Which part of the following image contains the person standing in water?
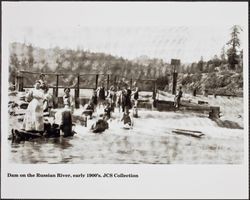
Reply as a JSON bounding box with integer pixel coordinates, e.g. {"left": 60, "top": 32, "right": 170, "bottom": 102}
{"left": 55, "top": 87, "right": 75, "bottom": 137}
{"left": 125, "top": 85, "right": 132, "bottom": 111}
{"left": 63, "top": 87, "right": 75, "bottom": 113}
{"left": 121, "top": 108, "right": 133, "bottom": 127}
{"left": 174, "top": 86, "right": 183, "bottom": 109}
{"left": 96, "top": 83, "right": 106, "bottom": 107}
{"left": 43, "top": 86, "right": 53, "bottom": 115}
{"left": 22, "top": 81, "right": 45, "bottom": 133}
{"left": 132, "top": 86, "right": 139, "bottom": 117}
{"left": 90, "top": 89, "right": 98, "bottom": 110}
{"left": 38, "top": 73, "right": 47, "bottom": 91}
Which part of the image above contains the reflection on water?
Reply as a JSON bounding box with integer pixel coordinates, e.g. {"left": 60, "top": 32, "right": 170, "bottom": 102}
{"left": 8, "top": 109, "right": 244, "bottom": 164}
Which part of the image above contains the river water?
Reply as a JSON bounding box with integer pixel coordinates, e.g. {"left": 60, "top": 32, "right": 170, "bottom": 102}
{"left": 8, "top": 101, "right": 244, "bottom": 164}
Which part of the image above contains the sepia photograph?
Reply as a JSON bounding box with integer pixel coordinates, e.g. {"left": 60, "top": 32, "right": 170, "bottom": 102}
{"left": 1, "top": 1, "right": 248, "bottom": 199}
{"left": 7, "top": 19, "right": 245, "bottom": 165}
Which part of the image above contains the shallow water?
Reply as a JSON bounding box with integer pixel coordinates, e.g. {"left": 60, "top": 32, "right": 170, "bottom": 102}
{"left": 8, "top": 106, "right": 244, "bottom": 164}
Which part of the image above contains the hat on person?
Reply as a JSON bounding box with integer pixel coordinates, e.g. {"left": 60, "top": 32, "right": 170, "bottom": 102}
{"left": 39, "top": 73, "right": 45, "bottom": 79}
{"left": 109, "top": 85, "right": 115, "bottom": 91}
{"left": 64, "top": 87, "right": 70, "bottom": 92}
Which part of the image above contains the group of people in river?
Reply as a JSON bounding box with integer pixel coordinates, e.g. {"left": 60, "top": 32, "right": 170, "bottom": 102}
{"left": 87, "top": 82, "right": 140, "bottom": 132}
{"left": 17, "top": 74, "right": 140, "bottom": 137}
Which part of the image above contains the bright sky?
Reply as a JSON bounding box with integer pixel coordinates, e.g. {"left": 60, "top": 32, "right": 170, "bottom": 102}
{"left": 3, "top": 2, "right": 247, "bottom": 63}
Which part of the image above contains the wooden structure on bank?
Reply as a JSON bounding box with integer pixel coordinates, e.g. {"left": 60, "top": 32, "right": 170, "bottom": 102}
{"left": 14, "top": 69, "right": 221, "bottom": 119}
{"left": 15, "top": 70, "right": 157, "bottom": 109}
{"left": 170, "top": 59, "right": 180, "bottom": 95}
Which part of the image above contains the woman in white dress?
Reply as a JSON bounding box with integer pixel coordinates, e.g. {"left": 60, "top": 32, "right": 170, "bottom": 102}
{"left": 22, "top": 81, "right": 45, "bottom": 132}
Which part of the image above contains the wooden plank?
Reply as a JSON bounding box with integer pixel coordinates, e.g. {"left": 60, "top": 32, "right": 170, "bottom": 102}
{"left": 175, "top": 129, "right": 202, "bottom": 133}
{"left": 19, "top": 70, "right": 106, "bottom": 76}
{"left": 172, "top": 72, "right": 178, "bottom": 95}
{"left": 95, "top": 74, "right": 99, "bottom": 89}
{"left": 24, "top": 86, "right": 96, "bottom": 89}
{"left": 172, "top": 129, "right": 204, "bottom": 138}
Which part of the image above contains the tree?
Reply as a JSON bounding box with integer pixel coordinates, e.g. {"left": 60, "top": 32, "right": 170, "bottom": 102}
{"left": 197, "top": 56, "right": 204, "bottom": 72}
{"left": 220, "top": 46, "right": 227, "bottom": 62}
{"left": 226, "top": 25, "right": 242, "bottom": 70}
{"left": 9, "top": 53, "right": 19, "bottom": 83}
{"left": 212, "top": 54, "right": 221, "bottom": 67}
{"left": 27, "top": 44, "right": 34, "bottom": 68}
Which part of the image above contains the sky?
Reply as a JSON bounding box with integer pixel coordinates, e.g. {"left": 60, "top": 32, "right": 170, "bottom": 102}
{"left": 3, "top": 2, "right": 246, "bottom": 63}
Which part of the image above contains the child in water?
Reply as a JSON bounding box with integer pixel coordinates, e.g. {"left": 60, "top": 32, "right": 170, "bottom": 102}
{"left": 104, "top": 102, "right": 112, "bottom": 120}
{"left": 121, "top": 108, "right": 133, "bottom": 128}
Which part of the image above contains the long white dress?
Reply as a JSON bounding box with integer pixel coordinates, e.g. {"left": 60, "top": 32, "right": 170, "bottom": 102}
{"left": 22, "top": 88, "right": 45, "bottom": 131}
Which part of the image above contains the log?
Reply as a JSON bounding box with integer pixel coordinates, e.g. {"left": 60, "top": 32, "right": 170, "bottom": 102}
{"left": 198, "top": 100, "right": 208, "bottom": 105}
{"left": 172, "top": 129, "right": 204, "bottom": 138}
{"left": 175, "top": 129, "right": 202, "bottom": 133}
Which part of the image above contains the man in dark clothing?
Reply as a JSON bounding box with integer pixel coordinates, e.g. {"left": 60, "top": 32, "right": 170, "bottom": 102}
{"left": 125, "top": 87, "right": 132, "bottom": 110}
{"left": 174, "top": 86, "right": 183, "bottom": 108}
{"left": 91, "top": 89, "right": 98, "bottom": 109}
{"left": 98, "top": 86, "right": 106, "bottom": 101}
{"left": 60, "top": 106, "right": 74, "bottom": 137}
{"left": 132, "top": 87, "right": 139, "bottom": 117}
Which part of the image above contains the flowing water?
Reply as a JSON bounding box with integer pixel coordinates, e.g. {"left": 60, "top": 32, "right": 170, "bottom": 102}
{"left": 8, "top": 92, "right": 244, "bottom": 164}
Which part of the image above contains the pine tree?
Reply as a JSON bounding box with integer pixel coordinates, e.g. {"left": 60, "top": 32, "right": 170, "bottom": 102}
{"left": 226, "top": 25, "right": 242, "bottom": 70}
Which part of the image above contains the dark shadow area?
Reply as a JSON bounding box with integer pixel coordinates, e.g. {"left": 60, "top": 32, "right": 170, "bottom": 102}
{"left": 212, "top": 119, "right": 243, "bottom": 129}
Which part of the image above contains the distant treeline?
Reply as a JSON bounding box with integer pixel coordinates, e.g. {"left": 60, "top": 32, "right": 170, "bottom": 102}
{"left": 9, "top": 41, "right": 243, "bottom": 95}
{"left": 9, "top": 42, "right": 171, "bottom": 90}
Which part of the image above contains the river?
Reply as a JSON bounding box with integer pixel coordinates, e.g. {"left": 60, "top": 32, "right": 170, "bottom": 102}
{"left": 8, "top": 98, "right": 244, "bottom": 164}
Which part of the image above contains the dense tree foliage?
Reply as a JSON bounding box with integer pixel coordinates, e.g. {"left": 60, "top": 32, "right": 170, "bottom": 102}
{"left": 9, "top": 25, "right": 243, "bottom": 95}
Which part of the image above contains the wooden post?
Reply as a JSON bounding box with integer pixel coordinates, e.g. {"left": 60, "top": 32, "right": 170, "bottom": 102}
{"left": 55, "top": 74, "right": 59, "bottom": 97}
{"left": 75, "top": 75, "right": 80, "bottom": 109}
{"left": 16, "top": 76, "right": 20, "bottom": 91}
{"left": 95, "top": 74, "right": 99, "bottom": 89}
{"left": 171, "top": 59, "right": 180, "bottom": 95}
{"left": 172, "top": 72, "right": 178, "bottom": 95}
{"left": 20, "top": 77, "right": 24, "bottom": 91}
{"left": 107, "top": 74, "right": 110, "bottom": 90}
{"left": 53, "top": 87, "right": 56, "bottom": 97}
{"left": 17, "top": 76, "right": 24, "bottom": 92}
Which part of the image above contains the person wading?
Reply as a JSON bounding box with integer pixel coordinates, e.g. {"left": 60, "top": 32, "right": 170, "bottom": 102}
{"left": 22, "top": 81, "right": 45, "bottom": 133}
{"left": 174, "top": 86, "right": 183, "bottom": 109}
